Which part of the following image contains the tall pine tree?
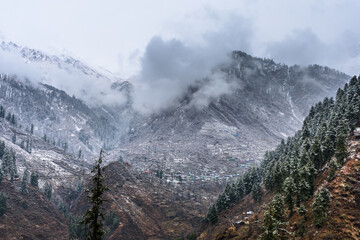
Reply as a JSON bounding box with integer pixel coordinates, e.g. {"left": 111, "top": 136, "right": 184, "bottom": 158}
{"left": 82, "top": 150, "right": 109, "bottom": 240}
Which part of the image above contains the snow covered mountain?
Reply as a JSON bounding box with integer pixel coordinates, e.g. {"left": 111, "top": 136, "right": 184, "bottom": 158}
{"left": 0, "top": 42, "right": 350, "bottom": 178}
{"left": 0, "top": 42, "right": 135, "bottom": 158}
{"left": 116, "top": 52, "right": 349, "bottom": 177}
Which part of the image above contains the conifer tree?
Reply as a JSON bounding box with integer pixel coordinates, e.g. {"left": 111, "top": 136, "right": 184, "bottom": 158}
{"left": 328, "top": 159, "right": 339, "bottom": 181}
{"left": 21, "top": 170, "right": 29, "bottom": 195}
{"left": 283, "top": 176, "right": 296, "bottom": 216}
{"left": 251, "top": 181, "right": 263, "bottom": 203}
{"left": 224, "top": 183, "right": 237, "bottom": 206}
{"left": 216, "top": 192, "right": 230, "bottom": 213}
{"left": 2, "top": 149, "right": 13, "bottom": 175}
{"left": 335, "top": 133, "right": 348, "bottom": 165}
{"left": 312, "top": 187, "right": 331, "bottom": 227}
{"left": 0, "top": 106, "right": 5, "bottom": 118}
{"left": 10, "top": 114, "right": 16, "bottom": 125}
{"left": 82, "top": 150, "right": 109, "bottom": 240}
{"left": 44, "top": 181, "right": 52, "bottom": 200}
{"left": 261, "top": 194, "right": 286, "bottom": 240}
{"left": 297, "top": 205, "right": 307, "bottom": 237}
{"left": 0, "top": 193, "right": 7, "bottom": 216}
{"left": 30, "top": 171, "right": 39, "bottom": 188}
{"left": 0, "top": 141, "right": 5, "bottom": 159}
{"left": 5, "top": 113, "right": 11, "bottom": 122}
{"left": 30, "top": 124, "right": 34, "bottom": 134}
{"left": 236, "top": 178, "right": 245, "bottom": 200}
{"left": 310, "top": 137, "right": 323, "bottom": 169}
{"left": 206, "top": 204, "right": 218, "bottom": 224}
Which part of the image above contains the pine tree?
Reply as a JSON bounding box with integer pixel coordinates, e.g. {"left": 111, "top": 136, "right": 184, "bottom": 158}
{"left": 283, "top": 176, "right": 296, "bottom": 216}
{"left": 5, "top": 113, "right": 11, "bottom": 122}
{"left": 273, "top": 162, "right": 283, "bottom": 192}
{"left": 30, "top": 124, "right": 34, "bottom": 134}
{"left": 82, "top": 150, "right": 109, "bottom": 240}
{"left": 310, "top": 137, "right": 323, "bottom": 169}
{"left": 251, "top": 181, "right": 263, "bottom": 203}
{"left": 0, "top": 193, "right": 7, "bottom": 216}
{"left": 261, "top": 194, "right": 286, "bottom": 240}
{"left": 335, "top": 133, "right": 348, "bottom": 165}
{"left": 216, "top": 192, "right": 230, "bottom": 213}
{"left": 10, "top": 114, "right": 16, "bottom": 125}
{"left": 44, "top": 181, "right": 52, "bottom": 200}
{"left": 236, "top": 178, "right": 245, "bottom": 200}
{"left": 30, "top": 171, "right": 39, "bottom": 188}
{"left": 206, "top": 204, "right": 218, "bottom": 224}
{"left": 0, "top": 141, "right": 5, "bottom": 159}
{"left": 12, "top": 134, "right": 16, "bottom": 144}
{"left": 78, "top": 148, "right": 82, "bottom": 159}
{"left": 0, "top": 106, "right": 5, "bottom": 118}
{"left": 297, "top": 205, "right": 307, "bottom": 237}
{"left": 296, "top": 178, "right": 310, "bottom": 206}
{"left": 2, "top": 149, "right": 12, "bottom": 175}
{"left": 243, "top": 170, "right": 253, "bottom": 194}
{"left": 224, "top": 183, "right": 237, "bottom": 206}
{"left": 21, "top": 170, "right": 29, "bottom": 195}
{"left": 328, "top": 159, "right": 339, "bottom": 181}
{"left": 312, "top": 187, "right": 331, "bottom": 227}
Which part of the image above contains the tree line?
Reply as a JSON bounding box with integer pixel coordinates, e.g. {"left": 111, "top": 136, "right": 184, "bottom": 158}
{"left": 205, "top": 75, "right": 360, "bottom": 238}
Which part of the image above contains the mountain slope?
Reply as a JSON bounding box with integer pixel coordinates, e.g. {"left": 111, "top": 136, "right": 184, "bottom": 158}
{"left": 199, "top": 75, "right": 360, "bottom": 239}
{"left": 115, "top": 52, "right": 349, "bottom": 176}
{"left": 71, "top": 161, "right": 222, "bottom": 240}
{"left": 199, "top": 135, "right": 360, "bottom": 240}
{"left": 0, "top": 179, "right": 69, "bottom": 240}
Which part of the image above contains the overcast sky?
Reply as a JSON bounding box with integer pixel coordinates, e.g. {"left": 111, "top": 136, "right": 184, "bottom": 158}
{"left": 0, "top": 0, "right": 360, "bottom": 77}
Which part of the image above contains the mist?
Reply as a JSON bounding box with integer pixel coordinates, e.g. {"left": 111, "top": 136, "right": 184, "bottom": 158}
{"left": 0, "top": 44, "right": 126, "bottom": 107}
{"left": 132, "top": 15, "right": 251, "bottom": 114}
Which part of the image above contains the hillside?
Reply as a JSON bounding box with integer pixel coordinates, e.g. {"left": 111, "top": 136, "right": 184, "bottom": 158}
{"left": 199, "top": 75, "right": 360, "bottom": 239}
{"left": 116, "top": 52, "right": 349, "bottom": 177}
{"left": 0, "top": 179, "right": 69, "bottom": 240}
{"left": 70, "top": 161, "right": 223, "bottom": 240}
{"left": 199, "top": 134, "right": 360, "bottom": 239}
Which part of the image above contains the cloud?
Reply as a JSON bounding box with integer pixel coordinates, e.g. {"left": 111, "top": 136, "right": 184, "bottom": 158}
{"left": 264, "top": 29, "right": 360, "bottom": 75}
{"left": 190, "top": 72, "right": 240, "bottom": 108}
{"left": 265, "top": 29, "right": 326, "bottom": 66}
{"left": 132, "top": 15, "right": 252, "bottom": 114}
{"left": 0, "top": 44, "right": 126, "bottom": 107}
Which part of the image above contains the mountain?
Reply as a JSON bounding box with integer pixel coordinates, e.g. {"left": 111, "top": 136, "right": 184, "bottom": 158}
{"left": 0, "top": 41, "right": 354, "bottom": 239}
{"left": 0, "top": 41, "right": 136, "bottom": 159}
{"left": 115, "top": 51, "right": 349, "bottom": 177}
{"left": 199, "top": 76, "right": 360, "bottom": 239}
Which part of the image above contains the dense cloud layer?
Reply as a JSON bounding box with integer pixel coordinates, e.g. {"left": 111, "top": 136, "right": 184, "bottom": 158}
{"left": 132, "top": 16, "right": 250, "bottom": 113}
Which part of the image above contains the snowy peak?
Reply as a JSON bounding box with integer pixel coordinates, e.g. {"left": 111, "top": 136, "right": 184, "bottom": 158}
{"left": 0, "top": 41, "right": 109, "bottom": 80}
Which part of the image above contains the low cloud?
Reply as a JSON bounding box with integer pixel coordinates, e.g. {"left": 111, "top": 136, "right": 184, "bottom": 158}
{"left": 132, "top": 15, "right": 252, "bottom": 114}
{"left": 0, "top": 44, "right": 126, "bottom": 107}
{"left": 265, "top": 29, "right": 360, "bottom": 75}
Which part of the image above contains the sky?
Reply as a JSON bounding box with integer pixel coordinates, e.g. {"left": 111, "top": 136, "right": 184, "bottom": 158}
{"left": 0, "top": 0, "right": 360, "bottom": 113}
{"left": 0, "top": 0, "right": 359, "bottom": 77}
